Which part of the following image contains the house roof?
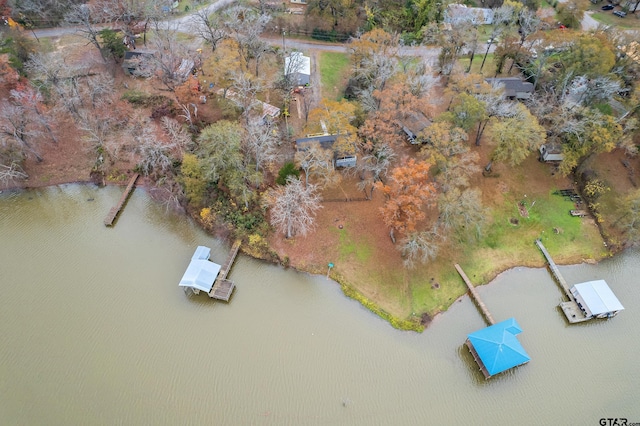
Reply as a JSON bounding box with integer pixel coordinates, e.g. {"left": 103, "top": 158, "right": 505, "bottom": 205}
{"left": 467, "top": 318, "right": 531, "bottom": 377}
{"left": 485, "top": 78, "right": 534, "bottom": 98}
{"left": 399, "top": 112, "right": 432, "bottom": 138}
{"left": 217, "top": 89, "right": 281, "bottom": 119}
{"left": 179, "top": 246, "right": 221, "bottom": 293}
{"left": 295, "top": 134, "right": 338, "bottom": 151}
{"left": 571, "top": 280, "right": 624, "bottom": 316}
{"left": 285, "top": 52, "right": 311, "bottom": 76}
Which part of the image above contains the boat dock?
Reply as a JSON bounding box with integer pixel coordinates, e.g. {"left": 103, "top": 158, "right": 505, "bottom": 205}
{"left": 454, "top": 264, "right": 495, "bottom": 326}
{"left": 104, "top": 174, "right": 139, "bottom": 226}
{"left": 209, "top": 240, "right": 241, "bottom": 302}
{"left": 535, "top": 239, "right": 590, "bottom": 323}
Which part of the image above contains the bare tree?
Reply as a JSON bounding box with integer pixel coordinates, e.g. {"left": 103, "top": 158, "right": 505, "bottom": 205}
{"left": 0, "top": 161, "right": 28, "bottom": 185}
{"left": 473, "top": 81, "right": 516, "bottom": 145}
{"left": 160, "top": 116, "right": 193, "bottom": 153}
{"left": 437, "top": 188, "right": 487, "bottom": 242}
{"left": 295, "top": 143, "right": 338, "bottom": 188}
{"left": 229, "top": 71, "right": 265, "bottom": 123}
{"left": 566, "top": 75, "right": 622, "bottom": 107}
{"left": 356, "top": 142, "right": 395, "bottom": 199}
{"left": 245, "top": 117, "right": 279, "bottom": 172}
{"left": 135, "top": 120, "right": 176, "bottom": 178}
{"left": 10, "top": 85, "right": 57, "bottom": 143}
{"left": 140, "top": 21, "right": 192, "bottom": 91}
{"left": 266, "top": 176, "right": 323, "bottom": 239}
{"left": 399, "top": 227, "right": 442, "bottom": 269}
{"left": 190, "top": 8, "right": 227, "bottom": 52}
{"left": 222, "top": 6, "right": 271, "bottom": 75}
{"left": 64, "top": 4, "right": 107, "bottom": 61}
{"left": 0, "top": 103, "right": 43, "bottom": 162}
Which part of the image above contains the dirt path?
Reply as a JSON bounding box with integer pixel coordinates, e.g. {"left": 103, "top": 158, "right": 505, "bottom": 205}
{"left": 309, "top": 50, "right": 322, "bottom": 110}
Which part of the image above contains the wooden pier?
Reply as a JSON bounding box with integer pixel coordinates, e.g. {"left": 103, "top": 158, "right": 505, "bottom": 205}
{"left": 534, "top": 239, "right": 572, "bottom": 299}
{"left": 454, "top": 264, "right": 496, "bottom": 326}
{"left": 535, "top": 239, "right": 589, "bottom": 323}
{"left": 104, "top": 174, "right": 139, "bottom": 226}
{"left": 209, "top": 240, "right": 241, "bottom": 302}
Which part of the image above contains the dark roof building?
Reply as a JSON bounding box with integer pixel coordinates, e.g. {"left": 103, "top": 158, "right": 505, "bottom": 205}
{"left": 398, "top": 112, "right": 432, "bottom": 144}
{"left": 295, "top": 134, "right": 356, "bottom": 168}
{"left": 485, "top": 77, "right": 534, "bottom": 99}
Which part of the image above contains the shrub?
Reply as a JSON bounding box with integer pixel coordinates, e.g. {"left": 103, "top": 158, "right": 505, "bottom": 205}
{"left": 276, "top": 162, "right": 300, "bottom": 185}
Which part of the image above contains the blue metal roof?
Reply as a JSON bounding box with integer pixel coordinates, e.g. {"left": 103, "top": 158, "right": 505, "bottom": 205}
{"left": 467, "top": 318, "right": 531, "bottom": 377}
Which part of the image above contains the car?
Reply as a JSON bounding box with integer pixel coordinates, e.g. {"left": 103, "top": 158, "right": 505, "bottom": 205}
{"left": 613, "top": 10, "right": 627, "bottom": 17}
{"left": 601, "top": 4, "right": 614, "bottom": 10}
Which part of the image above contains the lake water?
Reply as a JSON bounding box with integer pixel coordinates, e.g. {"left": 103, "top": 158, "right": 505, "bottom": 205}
{"left": 1, "top": 184, "right": 639, "bottom": 425}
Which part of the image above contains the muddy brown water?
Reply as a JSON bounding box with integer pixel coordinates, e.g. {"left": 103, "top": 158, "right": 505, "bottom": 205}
{"left": 1, "top": 184, "right": 639, "bottom": 424}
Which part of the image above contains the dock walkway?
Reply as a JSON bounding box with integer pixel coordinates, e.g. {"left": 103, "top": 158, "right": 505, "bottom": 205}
{"left": 535, "top": 239, "right": 589, "bottom": 324}
{"left": 534, "top": 239, "right": 572, "bottom": 299}
{"left": 454, "top": 264, "right": 495, "bottom": 326}
{"left": 209, "top": 240, "right": 241, "bottom": 302}
{"left": 104, "top": 174, "right": 139, "bottom": 226}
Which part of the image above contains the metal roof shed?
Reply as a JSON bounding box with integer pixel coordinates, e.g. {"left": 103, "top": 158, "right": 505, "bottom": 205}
{"left": 179, "top": 247, "right": 221, "bottom": 294}
{"left": 466, "top": 318, "right": 531, "bottom": 378}
{"left": 571, "top": 280, "right": 624, "bottom": 318}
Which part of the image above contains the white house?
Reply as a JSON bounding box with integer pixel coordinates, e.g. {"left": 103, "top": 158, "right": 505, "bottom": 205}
{"left": 285, "top": 52, "right": 311, "bottom": 86}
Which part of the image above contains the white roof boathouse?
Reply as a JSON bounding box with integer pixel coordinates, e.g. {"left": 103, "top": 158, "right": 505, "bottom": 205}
{"left": 571, "top": 280, "right": 624, "bottom": 319}
{"left": 179, "top": 245, "right": 238, "bottom": 302}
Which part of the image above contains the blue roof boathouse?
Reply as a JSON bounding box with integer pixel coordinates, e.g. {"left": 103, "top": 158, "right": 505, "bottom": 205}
{"left": 465, "top": 318, "right": 531, "bottom": 379}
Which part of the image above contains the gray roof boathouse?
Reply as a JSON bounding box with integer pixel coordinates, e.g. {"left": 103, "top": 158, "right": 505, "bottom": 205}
{"left": 571, "top": 280, "right": 624, "bottom": 319}
{"left": 179, "top": 245, "right": 237, "bottom": 302}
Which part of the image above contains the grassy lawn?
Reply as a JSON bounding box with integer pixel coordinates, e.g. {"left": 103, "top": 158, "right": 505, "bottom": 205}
{"left": 405, "top": 169, "right": 604, "bottom": 323}
{"left": 319, "top": 51, "right": 350, "bottom": 100}
{"left": 590, "top": 11, "right": 640, "bottom": 29}
{"left": 458, "top": 53, "right": 496, "bottom": 76}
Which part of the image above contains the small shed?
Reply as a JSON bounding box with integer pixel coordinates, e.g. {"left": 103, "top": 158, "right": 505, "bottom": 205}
{"left": 179, "top": 246, "right": 222, "bottom": 295}
{"left": 465, "top": 318, "right": 531, "bottom": 379}
{"left": 217, "top": 88, "right": 281, "bottom": 121}
{"left": 397, "top": 112, "right": 432, "bottom": 144}
{"left": 485, "top": 77, "right": 534, "bottom": 100}
{"left": 122, "top": 51, "right": 154, "bottom": 76}
{"left": 539, "top": 144, "right": 564, "bottom": 162}
{"left": 285, "top": 52, "right": 311, "bottom": 86}
{"left": 571, "top": 280, "right": 624, "bottom": 319}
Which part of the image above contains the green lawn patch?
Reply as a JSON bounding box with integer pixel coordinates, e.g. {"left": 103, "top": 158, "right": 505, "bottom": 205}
{"left": 458, "top": 53, "right": 495, "bottom": 76}
{"left": 454, "top": 189, "right": 602, "bottom": 285}
{"left": 319, "top": 51, "right": 350, "bottom": 100}
{"left": 590, "top": 11, "right": 640, "bottom": 29}
{"left": 336, "top": 227, "right": 373, "bottom": 263}
{"left": 594, "top": 102, "right": 614, "bottom": 116}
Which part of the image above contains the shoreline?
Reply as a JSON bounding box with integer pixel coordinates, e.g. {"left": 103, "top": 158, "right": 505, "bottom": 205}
{"left": 1, "top": 180, "right": 618, "bottom": 332}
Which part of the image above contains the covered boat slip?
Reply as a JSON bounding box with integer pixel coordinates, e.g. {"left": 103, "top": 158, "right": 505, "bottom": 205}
{"left": 465, "top": 318, "right": 531, "bottom": 379}
{"left": 179, "top": 245, "right": 238, "bottom": 302}
{"left": 571, "top": 280, "right": 624, "bottom": 319}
